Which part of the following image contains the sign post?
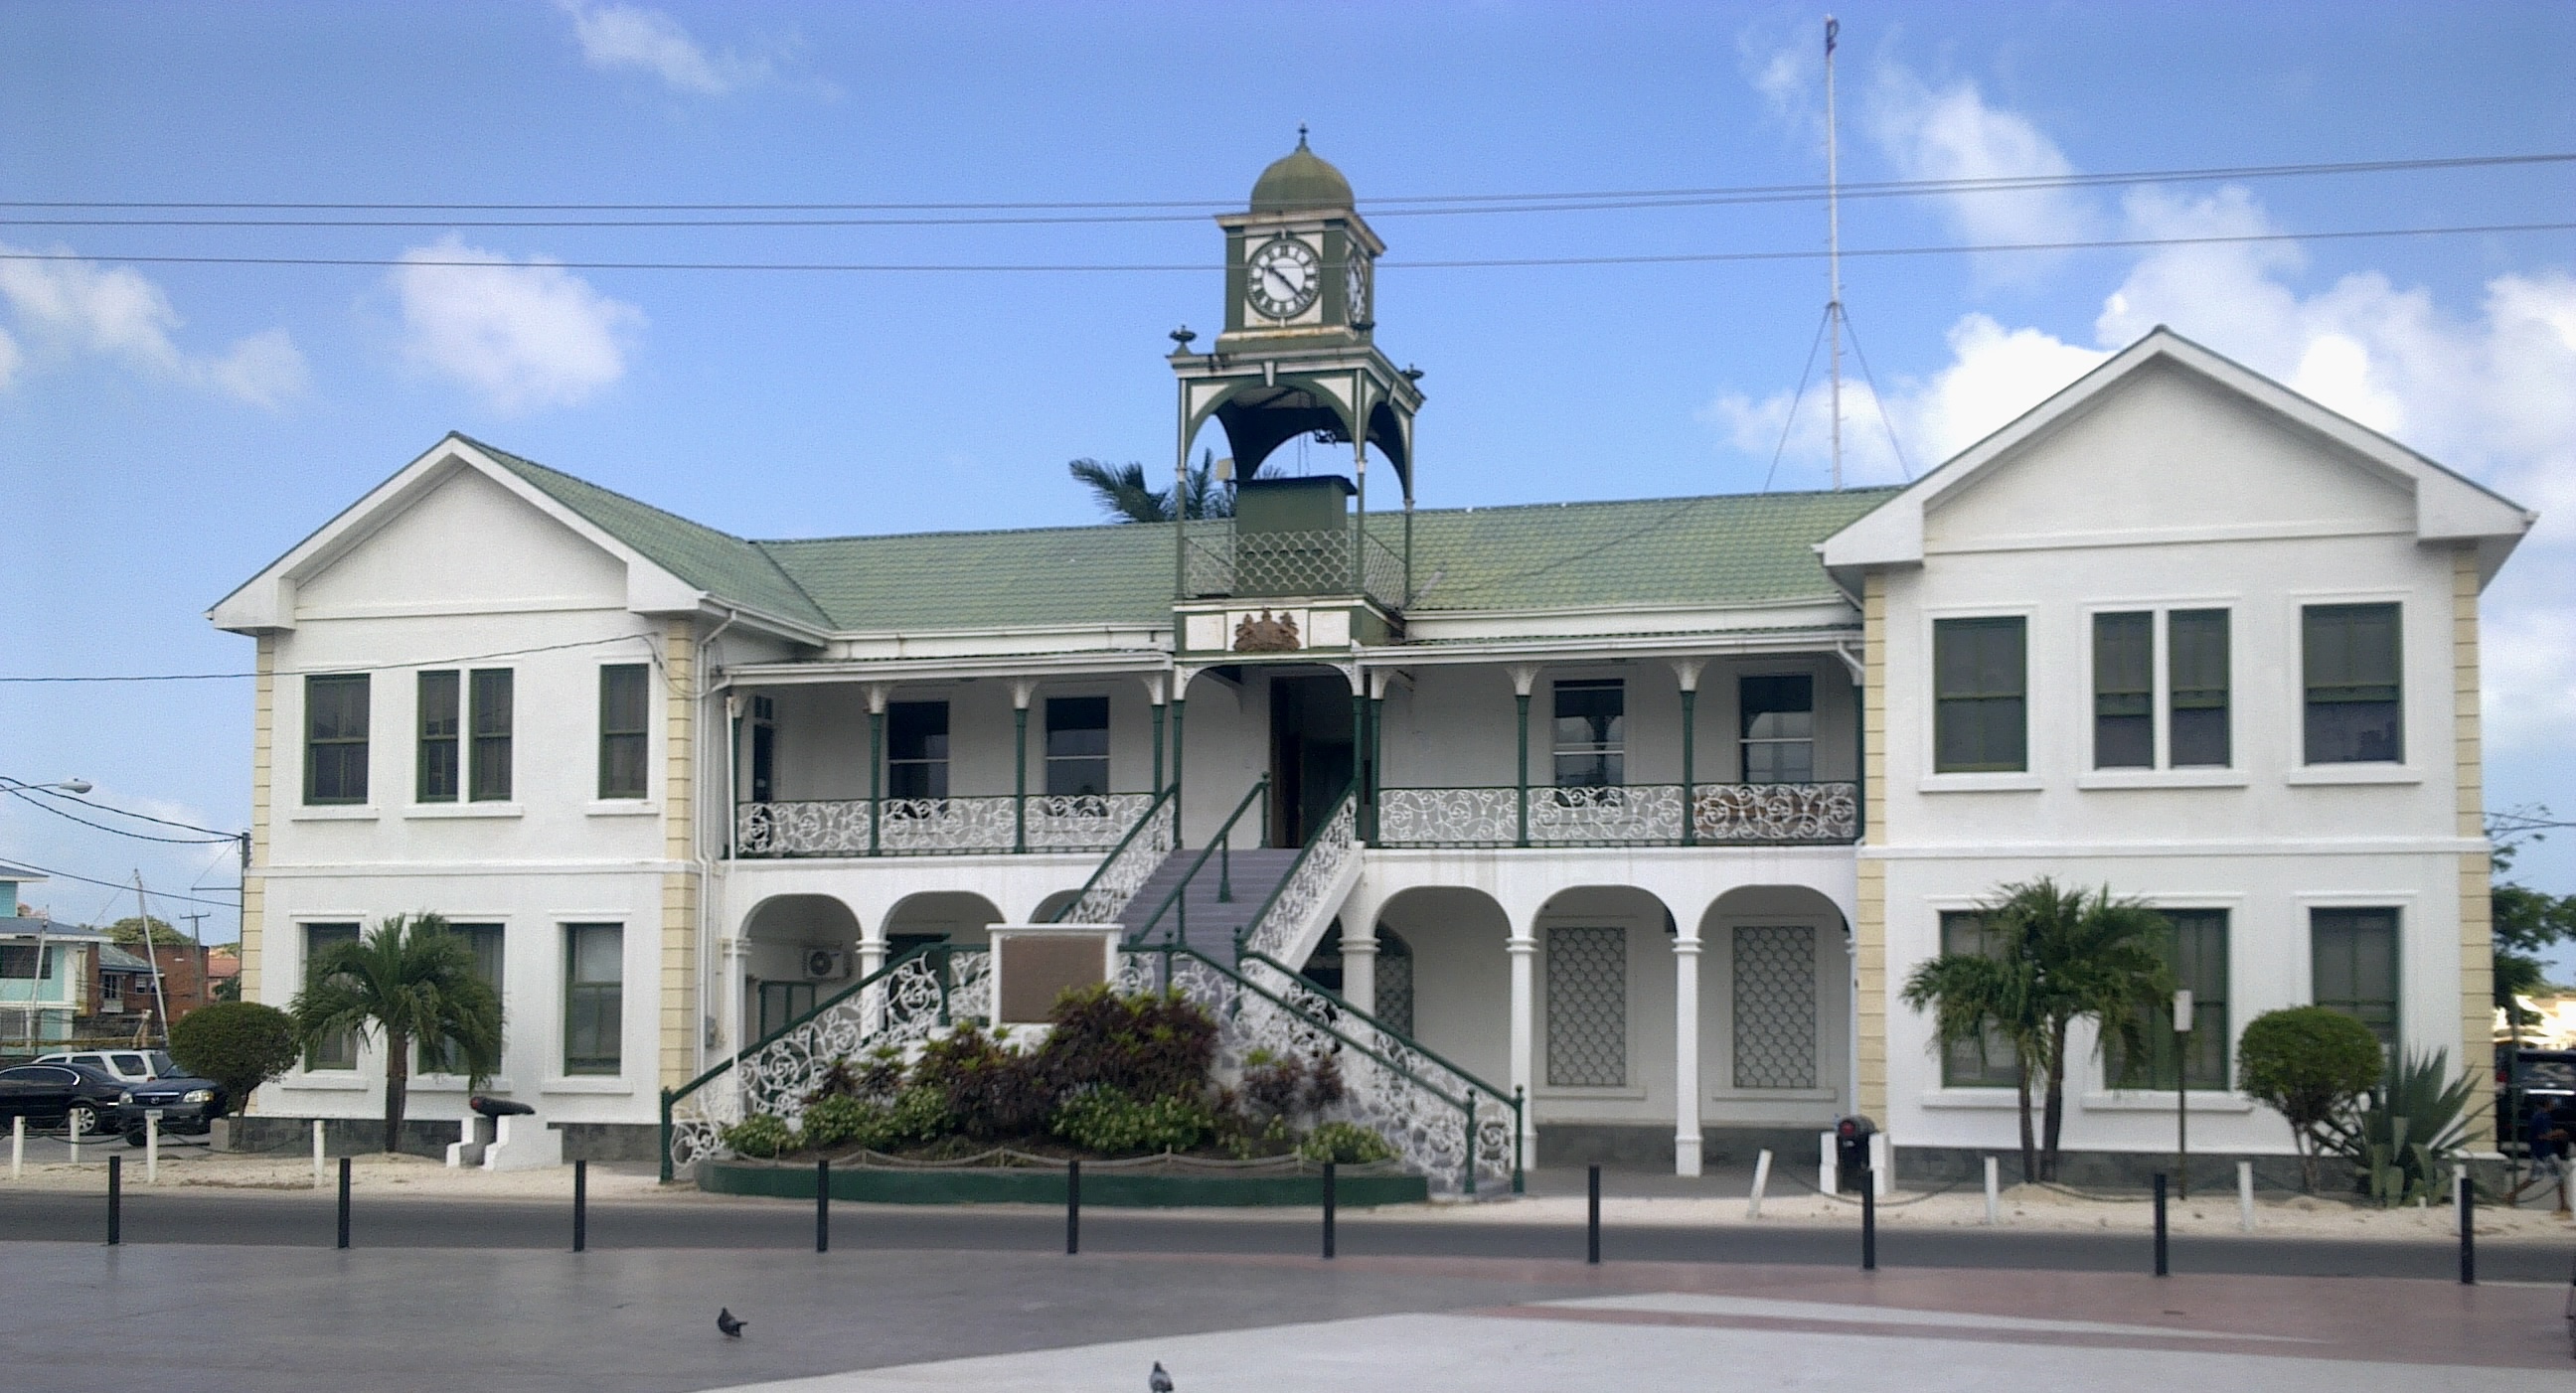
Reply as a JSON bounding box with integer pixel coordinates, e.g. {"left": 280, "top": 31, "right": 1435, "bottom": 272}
{"left": 2173, "top": 989, "right": 2193, "bottom": 1200}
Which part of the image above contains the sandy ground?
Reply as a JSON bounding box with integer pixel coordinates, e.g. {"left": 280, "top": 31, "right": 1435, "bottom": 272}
{"left": 8, "top": 1142, "right": 2574, "bottom": 1242}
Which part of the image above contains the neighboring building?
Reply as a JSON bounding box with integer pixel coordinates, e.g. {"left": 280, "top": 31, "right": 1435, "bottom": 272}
{"left": 155, "top": 943, "right": 238, "bottom": 1020}
{"left": 210, "top": 140, "right": 2533, "bottom": 1172}
{"left": 85, "top": 943, "right": 164, "bottom": 1036}
{"left": 3, "top": 867, "right": 111, "bottom": 1053}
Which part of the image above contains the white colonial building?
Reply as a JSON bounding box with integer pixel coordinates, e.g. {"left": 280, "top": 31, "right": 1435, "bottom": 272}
{"left": 212, "top": 141, "right": 2531, "bottom": 1180}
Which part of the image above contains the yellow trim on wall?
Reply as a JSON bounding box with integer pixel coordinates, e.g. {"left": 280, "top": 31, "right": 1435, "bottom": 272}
{"left": 242, "top": 634, "right": 274, "bottom": 1006}
{"left": 1857, "top": 572, "right": 1888, "bottom": 1122}
{"left": 2454, "top": 548, "right": 2494, "bottom": 1150}
{"left": 660, "top": 619, "right": 702, "bottom": 1090}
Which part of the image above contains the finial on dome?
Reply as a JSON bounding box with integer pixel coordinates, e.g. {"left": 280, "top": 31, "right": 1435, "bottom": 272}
{"left": 1297, "top": 121, "right": 1309, "bottom": 148}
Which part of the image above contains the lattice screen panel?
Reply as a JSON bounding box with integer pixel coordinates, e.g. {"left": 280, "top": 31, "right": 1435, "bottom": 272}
{"left": 1546, "top": 925, "right": 1627, "bottom": 1088}
{"left": 1732, "top": 924, "right": 1817, "bottom": 1090}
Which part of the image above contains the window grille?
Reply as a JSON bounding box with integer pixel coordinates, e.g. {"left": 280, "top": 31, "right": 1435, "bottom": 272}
{"left": 1546, "top": 925, "right": 1627, "bottom": 1088}
{"left": 1732, "top": 925, "right": 1817, "bottom": 1090}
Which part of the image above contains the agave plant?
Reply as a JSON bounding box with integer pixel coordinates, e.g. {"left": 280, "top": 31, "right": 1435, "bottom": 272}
{"left": 2323, "top": 1047, "right": 2482, "bottom": 1206}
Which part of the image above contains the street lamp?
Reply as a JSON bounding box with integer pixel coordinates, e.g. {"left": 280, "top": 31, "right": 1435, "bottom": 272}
{"left": 4, "top": 776, "right": 92, "bottom": 795}
{"left": 2174, "top": 988, "right": 2194, "bottom": 1200}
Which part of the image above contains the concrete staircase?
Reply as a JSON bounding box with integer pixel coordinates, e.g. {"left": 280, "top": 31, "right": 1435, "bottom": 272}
{"left": 1116, "top": 847, "right": 1306, "bottom": 959}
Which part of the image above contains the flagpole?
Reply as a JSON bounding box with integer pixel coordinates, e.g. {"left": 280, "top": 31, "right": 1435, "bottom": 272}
{"left": 1826, "top": 15, "right": 1844, "bottom": 492}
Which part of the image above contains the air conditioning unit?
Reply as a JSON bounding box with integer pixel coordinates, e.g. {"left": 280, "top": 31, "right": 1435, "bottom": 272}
{"left": 802, "top": 949, "right": 851, "bottom": 982}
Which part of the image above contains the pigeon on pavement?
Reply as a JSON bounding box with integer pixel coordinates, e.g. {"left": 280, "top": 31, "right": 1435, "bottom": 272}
{"left": 1149, "top": 1361, "right": 1175, "bottom": 1391}
{"left": 718, "top": 1309, "right": 747, "bottom": 1338}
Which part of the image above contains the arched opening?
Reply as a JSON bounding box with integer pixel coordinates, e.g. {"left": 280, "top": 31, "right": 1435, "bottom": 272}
{"left": 739, "top": 894, "right": 861, "bottom": 1042}
{"left": 1030, "top": 888, "right": 1084, "bottom": 924}
{"left": 1372, "top": 886, "right": 1511, "bottom": 1085}
{"left": 881, "top": 890, "right": 1006, "bottom": 955}
{"left": 1300, "top": 920, "right": 1417, "bottom": 1037}
{"left": 1700, "top": 885, "right": 1854, "bottom": 1122}
{"left": 1531, "top": 886, "right": 1677, "bottom": 1107}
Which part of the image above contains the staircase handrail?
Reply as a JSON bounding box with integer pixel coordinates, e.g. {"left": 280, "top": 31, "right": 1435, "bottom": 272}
{"left": 1125, "top": 776, "right": 1269, "bottom": 945}
{"left": 1045, "top": 784, "right": 1178, "bottom": 924}
{"left": 1235, "top": 947, "right": 1518, "bottom": 1116}
{"left": 1233, "top": 780, "right": 1356, "bottom": 965}
{"left": 1148, "top": 943, "right": 1520, "bottom": 1193}
{"left": 660, "top": 940, "right": 960, "bottom": 1181}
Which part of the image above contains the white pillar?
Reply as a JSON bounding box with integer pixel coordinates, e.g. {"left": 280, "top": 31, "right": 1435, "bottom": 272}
{"left": 1341, "top": 926, "right": 1377, "bottom": 1016}
{"left": 1673, "top": 927, "right": 1703, "bottom": 1176}
{"left": 857, "top": 919, "right": 886, "bottom": 982}
{"left": 719, "top": 936, "right": 751, "bottom": 1056}
{"left": 1508, "top": 929, "right": 1536, "bottom": 1165}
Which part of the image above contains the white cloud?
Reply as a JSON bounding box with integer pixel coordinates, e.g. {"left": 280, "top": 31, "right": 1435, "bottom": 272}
{"left": 391, "top": 235, "right": 644, "bottom": 412}
{"left": 0, "top": 325, "right": 19, "bottom": 389}
{"left": 1864, "top": 67, "right": 2093, "bottom": 255}
{"left": 559, "top": 1, "right": 769, "bottom": 95}
{"left": 0, "top": 243, "right": 307, "bottom": 405}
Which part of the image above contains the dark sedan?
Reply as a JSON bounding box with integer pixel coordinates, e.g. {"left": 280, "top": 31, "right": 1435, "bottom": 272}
{"left": 119, "top": 1074, "right": 228, "bottom": 1142}
{"left": 0, "top": 1062, "right": 133, "bottom": 1136}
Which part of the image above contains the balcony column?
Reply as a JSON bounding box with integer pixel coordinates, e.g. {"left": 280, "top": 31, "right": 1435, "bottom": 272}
{"left": 1170, "top": 682, "right": 1188, "bottom": 835}
{"left": 865, "top": 684, "right": 889, "bottom": 857}
{"left": 1143, "top": 673, "right": 1169, "bottom": 795}
{"left": 1673, "top": 658, "right": 1706, "bottom": 847}
{"left": 724, "top": 691, "right": 742, "bottom": 858}
{"left": 1508, "top": 923, "right": 1538, "bottom": 1163}
{"left": 1341, "top": 924, "right": 1376, "bottom": 1015}
{"left": 1011, "top": 679, "right": 1039, "bottom": 854}
{"left": 1366, "top": 668, "right": 1391, "bottom": 845}
{"left": 1507, "top": 665, "right": 1541, "bottom": 849}
{"left": 1673, "top": 923, "right": 1704, "bottom": 1176}
{"left": 1345, "top": 664, "right": 1367, "bottom": 839}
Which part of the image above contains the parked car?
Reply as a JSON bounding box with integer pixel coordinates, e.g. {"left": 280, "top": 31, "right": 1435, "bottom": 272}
{"left": 34, "top": 1049, "right": 178, "bottom": 1084}
{"left": 119, "top": 1073, "right": 228, "bottom": 1143}
{"left": 0, "top": 1061, "right": 134, "bottom": 1135}
{"left": 2496, "top": 1047, "right": 2576, "bottom": 1150}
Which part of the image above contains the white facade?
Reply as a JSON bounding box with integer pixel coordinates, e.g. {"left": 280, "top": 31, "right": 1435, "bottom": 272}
{"left": 214, "top": 317, "right": 2528, "bottom": 1173}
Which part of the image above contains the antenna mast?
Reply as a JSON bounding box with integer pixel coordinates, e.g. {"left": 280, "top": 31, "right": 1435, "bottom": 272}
{"left": 1825, "top": 15, "right": 1844, "bottom": 491}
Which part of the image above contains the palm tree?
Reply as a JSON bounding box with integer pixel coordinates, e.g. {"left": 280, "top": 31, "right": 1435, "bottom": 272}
{"left": 1900, "top": 878, "right": 2174, "bottom": 1182}
{"left": 290, "top": 913, "right": 502, "bottom": 1153}
{"left": 1068, "top": 450, "right": 1233, "bottom": 523}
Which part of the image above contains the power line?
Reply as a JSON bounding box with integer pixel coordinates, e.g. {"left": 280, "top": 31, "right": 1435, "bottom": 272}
{"left": 6, "top": 151, "right": 2564, "bottom": 217}
{"left": 2, "top": 781, "right": 242, "bottom": 839}
{"left": 0, "top": 220, "right": 2565, "bottom": 276}
{"left": 3, "top": 787, "right": 237, "bottom": 845}
{"left": 0, "top": 632, "right": 656, "bottom": 684}
{"left": 2, "top": 858, "right": 240, "bottom": 909}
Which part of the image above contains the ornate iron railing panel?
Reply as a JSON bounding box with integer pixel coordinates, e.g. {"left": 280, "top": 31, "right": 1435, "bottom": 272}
{"left": 664, "top": 946, "right": 988, "bottom": 1179}
{"left": 1237, "top": 789, "right": 1357, "bottom": 966}
{"left": 1371, "top": 782, "right": 1861, "bottom": 848}
{"left": 1053, "top": 790, "right": 1177, "bottom": 925}
{"left": 732, "top": 793, "right": 1157, "bottom": 857}
{"left": 1693, "top": 781, "right": 1859, "bottom": 843}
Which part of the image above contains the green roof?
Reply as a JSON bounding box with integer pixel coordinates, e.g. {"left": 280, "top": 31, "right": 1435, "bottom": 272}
{"left": 456, "top": 434, "right": 1893, "bottom": 635}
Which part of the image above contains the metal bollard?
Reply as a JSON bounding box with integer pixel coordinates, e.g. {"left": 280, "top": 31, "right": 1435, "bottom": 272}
{"left": 1747, "top": 1149, "right": 1772, "bottom": 1220}
{"left": 312, "top": 1119, "right": 325, "bottom": 1188}
{"left": 1587, "top": 1162, "right": 1602, "bottom": 1264}
{"left": 816, "top": 1158, "right": 830, "bottom": 1254}
{"left": 572, "top": 1159, "right": 587, "bottom": 1253}
{"left": 336, "top": 1156, "right": 351, "bottom": 1249}
{"left": 2153, "top": 1172, "right": 2170, "bottom": 1277}
{"left": 69, "top": 1109, "right": 83, "bottom": 1164}
{"left": 146, "top": 1115, "right": 159, "bottom": 1186}
{"left": 1065, "top": 1160, "right": 1080, "bottom": 1256}
{"left": 107, "top": 1154, "right": 122, "bottom": 1246}
{"left": 2237, "top": 1161, "right": 2255, "bottom": 1233}
{"left": 2457, "top": 1170, "right": 2476, "bottom": 1286}
{"left": 1984, "top": 1156, "right": 2000, "bottom": 1225}
{"left": 1322, "top": 1161, "right": 1337, "bottom": 1260}
{"left": 11, "top": 1114, "right": 22, "bottom": 1179}
{"left": 1859, "top": 1166, "right": 1876, "bottom": 1271}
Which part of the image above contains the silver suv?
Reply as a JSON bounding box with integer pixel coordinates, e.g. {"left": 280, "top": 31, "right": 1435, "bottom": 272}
{"left": 33, "top": 1049, "right": 177, "bottom": 1084}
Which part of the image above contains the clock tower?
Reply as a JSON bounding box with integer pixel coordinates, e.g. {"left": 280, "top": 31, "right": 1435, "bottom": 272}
{"left": 1168, "top": 131, "right": 1423, "bottom": 617}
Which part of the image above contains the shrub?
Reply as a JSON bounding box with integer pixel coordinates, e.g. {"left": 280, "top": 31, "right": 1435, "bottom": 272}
{"left": 1040, "top": 986, "right": 1217, "bottom": 1103}
{"left": 722, "top": 1113, "right": 795, "bottom": 1160}
{"left": 1240, "top": 1050, "right": 1308, "bottom": 1121}
{"left": 166, "top": 1002, "right": 300, "bottom": 1115}
{"left": 2238, "top": 1006, "right": 2385, "bottom": 1190}
{"left": 2326, "top": 1047, "right": 2479, "bottom": 1206}
{"left": 913, "top": 1023, "right": 1053, "bottom": 1140}
{"left": 1297, "top": 1121, "right": 1395, "bottom": 1165}
{"left": 1052, "top": 1086, "right": 1217, "bottom": 1155}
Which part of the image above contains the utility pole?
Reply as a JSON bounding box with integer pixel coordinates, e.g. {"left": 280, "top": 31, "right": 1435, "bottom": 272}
{"left": 1825, "top": 15, "right": 1845, "bottom": 492}
{"left": 132, "top": 873, "right": 174, "bottom": 1046}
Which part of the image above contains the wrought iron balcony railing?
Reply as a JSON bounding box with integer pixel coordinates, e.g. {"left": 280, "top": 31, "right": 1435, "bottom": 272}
{"left": 733, "top": 792, "right": 1158, "bottom": 858}
{"left": 1373, "top": 781, "right": 1859, "bottom": 849}
{"left": 1181, "top": 518, "right": 1406, "bottom": 609}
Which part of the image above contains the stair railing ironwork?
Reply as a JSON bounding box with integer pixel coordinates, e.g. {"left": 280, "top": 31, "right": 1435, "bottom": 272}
{"left": 1124, "top": 777, "right": 1269, "bottom": 947}
{"left": 1234, "top": 782, "right": 1358, "bottom": 968}
{"left": 1044, "top": 785, "right": 1179, "bottom": 925}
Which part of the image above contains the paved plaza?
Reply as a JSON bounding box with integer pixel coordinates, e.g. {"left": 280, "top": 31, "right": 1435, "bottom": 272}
{"left": 1, "top": 1237, "right": 2567, "bottom": 1391}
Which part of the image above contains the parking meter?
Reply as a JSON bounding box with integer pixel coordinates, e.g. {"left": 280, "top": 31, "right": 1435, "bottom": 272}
{"left": 1835, "top": 1115, "right": 1877, "bottom": 1193}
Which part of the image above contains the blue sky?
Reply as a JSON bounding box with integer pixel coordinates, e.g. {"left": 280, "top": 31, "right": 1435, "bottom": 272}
{"left": 3, "top": 2, "right": 2571, "bottom": 960}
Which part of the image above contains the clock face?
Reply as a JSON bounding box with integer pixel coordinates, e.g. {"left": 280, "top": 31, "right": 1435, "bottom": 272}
{"left": 1246, "top": 236, "right": 1322, "bottom": 320}
{"left": 1345, "top": 253, "right": 1369, "bottom": 324}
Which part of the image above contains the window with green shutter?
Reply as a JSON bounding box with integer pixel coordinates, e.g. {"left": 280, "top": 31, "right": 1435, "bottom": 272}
{"left": 416, "top": 671, "right": 460, "bottom": 802}
{"left": 1938, "top": 911, "right": 2022, "bottom": 1087}
{"left": 564, "top": 923, "right": 624, "bottom": 1075}
{"left": 2313, "top": 907, "right": 2398, "bottom": 1054}
{"left": 2168, "top": 610, "right": 2231, "bottom": 768}
{"left": 597, "top": 665, "right": 650, "bottom": 800}
{"left": 304, "top": 675, "right": 371, "bottom": 805}
{"left": 2092, "top": 612, "right": 2153, "bottom": 769}
{"left": 468, "top": 669, "right": 513, "bottom": 801}
{"left": 1934, "top": 617, "right": 2026, "bottom": 773}
{"left": 2114, "top": 909, "right": 2230, "bottom": 1089}
{"left": 301, "top": 923, "right": 362, "bottom": 1068}
{"left": 2304, "top": 603, "right": 2401, "bottom": 764}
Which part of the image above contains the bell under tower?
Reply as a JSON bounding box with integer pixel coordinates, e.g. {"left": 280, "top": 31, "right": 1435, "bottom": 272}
{"left": 1167, "top": 131, "right": 1423, "bottom": 634}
